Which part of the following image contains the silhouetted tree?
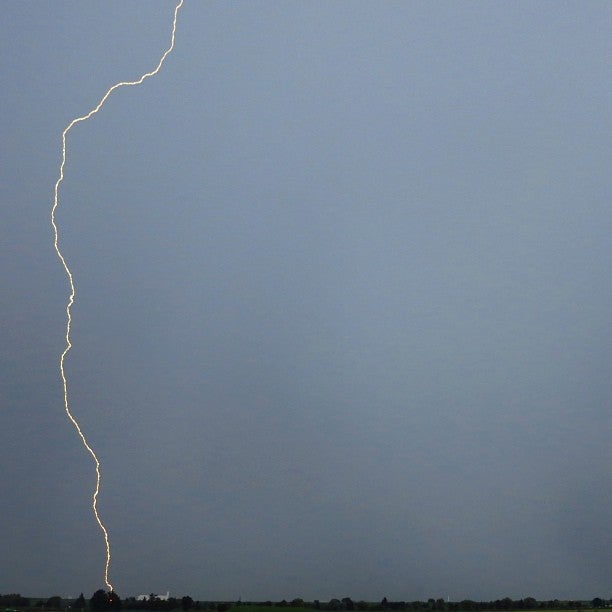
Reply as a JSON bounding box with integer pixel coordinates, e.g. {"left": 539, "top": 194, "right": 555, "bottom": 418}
{"left": 0, "top": 595, "right": 30, "bottom": 608}
{"left": 182, "top": 597, "right": 194, "bottom": 611}
{"left": 74, "top": 594, "right": 87, "bottom": 610}
{"left": 46, "top": 596, "right": 62, "bottom": 609}
{"left": 89, "top": 590, "right": 120, "bottom": 611}
{"left": 91, "top": 591, "right": 109, "bottom": 611}
{"left": 108, "top": 592, "right": 121, "bottom": 610}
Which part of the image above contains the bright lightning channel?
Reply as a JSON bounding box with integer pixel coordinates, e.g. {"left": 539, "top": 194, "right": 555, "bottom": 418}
{"left": 50, "top": 0, "right": 184, "bottom": 593}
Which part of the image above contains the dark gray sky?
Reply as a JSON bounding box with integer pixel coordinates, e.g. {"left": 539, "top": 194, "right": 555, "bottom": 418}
{"left": 1, "top": 0, "right": 612, "bottom": 603}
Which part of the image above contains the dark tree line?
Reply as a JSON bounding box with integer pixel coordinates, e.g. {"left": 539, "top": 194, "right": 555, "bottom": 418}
{"left": 2, "top": 593, "right": 610, "bottom": 612}
{"left": 121, "top": 597, "right": 228, "bottom": 612}
{"left": 299, "top": 598, "right": 610, "bottom": 612}
{"left": 0, "top": 594, "right": 30, "bottom": 608}
{"left": 234, "top": 598, "right": 610, "bottom": 612}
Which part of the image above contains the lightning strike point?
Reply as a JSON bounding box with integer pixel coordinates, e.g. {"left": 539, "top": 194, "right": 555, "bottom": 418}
{"left": 50, "top": 0, "right": 184, "bottom": 592}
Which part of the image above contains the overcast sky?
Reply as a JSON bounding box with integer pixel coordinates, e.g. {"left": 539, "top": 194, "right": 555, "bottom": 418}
{"left": 1, "top": 0, "right": 612, "bottom": 603}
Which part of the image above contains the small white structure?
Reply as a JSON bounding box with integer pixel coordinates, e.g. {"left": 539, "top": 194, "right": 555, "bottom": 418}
{"left": 136, "top": 592, "right": 170, "bottom": 602}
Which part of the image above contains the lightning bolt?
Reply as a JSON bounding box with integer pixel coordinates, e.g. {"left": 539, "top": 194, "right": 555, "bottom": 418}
{"left": 50, "top": 0, "right": 184, "bottom": 592}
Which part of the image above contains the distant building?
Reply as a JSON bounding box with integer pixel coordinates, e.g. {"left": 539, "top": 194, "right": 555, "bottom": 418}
{"left": 136, "top": 593, "right": 170, "bottom": 602}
